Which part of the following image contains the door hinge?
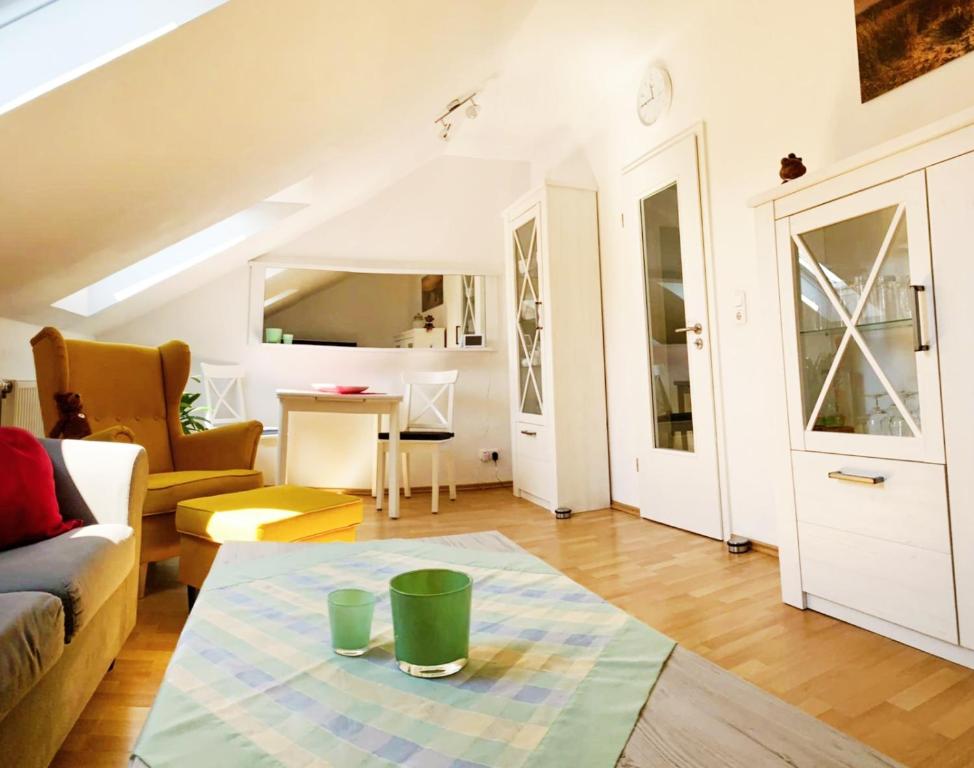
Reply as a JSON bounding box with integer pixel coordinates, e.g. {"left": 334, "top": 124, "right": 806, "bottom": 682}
{"left": 635, "top": 457, "right": 639, "bottom": 472}
{"left": 621, "top": 212, "right": 625, "bottom": 227}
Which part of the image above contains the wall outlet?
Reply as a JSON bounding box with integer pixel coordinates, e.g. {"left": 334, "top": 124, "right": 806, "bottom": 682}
{"left": 479, "top": 449, "right": 499, "bottom": 463}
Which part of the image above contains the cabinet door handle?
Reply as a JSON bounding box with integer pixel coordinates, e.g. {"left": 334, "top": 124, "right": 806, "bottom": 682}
{"left": 828, "top": 470, "right": 885, "bottom": 485}
{"left": 911, "top": 285, "right": 930, "bottom": 352}
{"left": 520, "top": 429, "right": 537, "bottom": 437}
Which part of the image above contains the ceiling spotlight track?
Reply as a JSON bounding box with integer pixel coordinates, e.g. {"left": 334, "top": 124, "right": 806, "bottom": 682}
{"left": 434, "top": 92, "right": 479, "bottom": 141}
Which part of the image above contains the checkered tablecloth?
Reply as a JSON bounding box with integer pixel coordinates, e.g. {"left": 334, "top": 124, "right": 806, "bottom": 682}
{"left": 132, "top": 539, "right": 674, "bottom": 767}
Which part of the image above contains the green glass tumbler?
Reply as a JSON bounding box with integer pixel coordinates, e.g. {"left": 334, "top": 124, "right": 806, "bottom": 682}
{"left": 390, "top": 569, "right": 472, "bottom": 678}
{"left": 328, "top": 589, "right": 376, "bottom": 657}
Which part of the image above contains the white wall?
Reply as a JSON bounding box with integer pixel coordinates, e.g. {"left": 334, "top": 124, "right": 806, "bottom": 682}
{"left": 96, "top": 155, "right": 530, "bottom": 490}
{"left": 452, "top": 0, "right": 974, "bottom": 544}
{"left": 98, "top": 267, "right": 510, "bottom": 489}
{"left": 0, "top": 316, "right": 92, "bottom": 379}
{"left": 0, "top": 317, "right": 46, "bottom": 379}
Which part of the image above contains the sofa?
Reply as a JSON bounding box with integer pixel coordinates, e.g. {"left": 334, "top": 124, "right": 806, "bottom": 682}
{"left": 0, "top": 438, "right": 148, "bottom": 768}
{"left": 31, "top": 327, "right": 263, "bottom": 595}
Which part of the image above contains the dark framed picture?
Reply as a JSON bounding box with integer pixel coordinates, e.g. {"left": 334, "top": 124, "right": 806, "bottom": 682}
{"left": 856, "top": 0, "right": 974, "bottom": 102}
{"left": 421, "top": 274, "right": 444, "bottom": 311}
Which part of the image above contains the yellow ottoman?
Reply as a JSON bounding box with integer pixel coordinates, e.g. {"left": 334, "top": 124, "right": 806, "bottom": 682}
{"left": 176, "top": 485, "right": 363, "bottom": 590}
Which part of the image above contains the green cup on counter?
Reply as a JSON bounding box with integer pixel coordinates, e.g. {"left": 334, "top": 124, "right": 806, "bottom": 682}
{"left": 264, "top": 327, "right": 283, "bottom": 344}
{"left": 390, "top": 568, "right": 472, "bottom": 678}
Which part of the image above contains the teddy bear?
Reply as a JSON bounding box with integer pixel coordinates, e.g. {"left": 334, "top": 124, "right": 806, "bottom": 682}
{"left": 49, "top": 391, "right": 93, "bottom": 440}
{"left": 779, "top": 153, "right": 807, "bottom": 183}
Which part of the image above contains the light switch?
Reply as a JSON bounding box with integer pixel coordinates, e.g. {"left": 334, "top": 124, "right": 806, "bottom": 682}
{"left": 733, "top": 290, "right": 747, "bottom": 325}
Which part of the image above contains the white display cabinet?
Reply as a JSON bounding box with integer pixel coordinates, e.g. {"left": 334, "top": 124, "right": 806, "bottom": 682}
{"left": 752, "top": 107, "right": 974, "bottom": 667}
{"left": 503, "top": 184, "right": 609, "bottom": 513}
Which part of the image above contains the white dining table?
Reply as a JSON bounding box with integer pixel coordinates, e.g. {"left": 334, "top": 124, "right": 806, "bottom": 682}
{"left": 276, "top": 389, "right": 404, "bottom": 519}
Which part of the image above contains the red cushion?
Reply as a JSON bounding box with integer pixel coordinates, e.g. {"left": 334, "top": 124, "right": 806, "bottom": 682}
{"left": 0, "top": 428, "right": 82, "bottom": 550}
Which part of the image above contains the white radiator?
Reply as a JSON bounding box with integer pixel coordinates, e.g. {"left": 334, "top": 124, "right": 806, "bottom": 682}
{"left": 0, "top": 380, "right": 44, "bottom": 437}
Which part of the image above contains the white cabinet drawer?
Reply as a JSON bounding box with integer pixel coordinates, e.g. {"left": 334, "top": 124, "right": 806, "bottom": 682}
{"left": 792, "top": 450, "right": 957, "bottom": 642}
{"left": 515, "top": 423, "right": 553, "bottom": 505}
{"left": 798, "top": 523, "right": 958, "bottom": 642}
{"left": 791, "top": 451, "right": 950, "bottom": 553}
{"left": 515, "top": 422, "right": 550, "bottom": 461}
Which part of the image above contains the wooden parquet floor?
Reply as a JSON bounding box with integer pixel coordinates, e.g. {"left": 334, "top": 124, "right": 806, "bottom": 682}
{"left": 53, "top": 488, "right": 974, "bottom": 767}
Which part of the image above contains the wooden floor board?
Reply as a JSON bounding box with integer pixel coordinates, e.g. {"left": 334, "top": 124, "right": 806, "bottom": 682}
{"left": 52, "top": 488, "right": 974, "bottom": 767}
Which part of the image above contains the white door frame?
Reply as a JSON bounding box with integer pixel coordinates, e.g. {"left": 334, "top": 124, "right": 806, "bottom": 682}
{"left": 622, "top": 122, "right": 731, "bottom": 540}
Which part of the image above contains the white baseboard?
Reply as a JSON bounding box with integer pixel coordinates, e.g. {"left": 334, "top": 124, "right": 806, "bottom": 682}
{"left": 806, "top": 594, "right": 974, "bottom": 669}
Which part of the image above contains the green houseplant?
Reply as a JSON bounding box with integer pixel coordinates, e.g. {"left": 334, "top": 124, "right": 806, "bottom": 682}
{"left": 180, "top": 377, "right": 209, "bottom": 434}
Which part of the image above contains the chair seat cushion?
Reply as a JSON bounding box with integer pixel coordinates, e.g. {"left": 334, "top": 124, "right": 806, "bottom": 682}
{"left": 0, "top": 591, "right": 65, "bottom": 720}
{"left": 144, "top": 469, "right": 263, "bottom": 517}
{"left": 377, "top": 431, "right": 455, "bottom": 441}
{"left": 176, "top": 485, "right": 363, "bottom": 544}
{"left": 0, "top": 524, "right": 134, "bottom": 642}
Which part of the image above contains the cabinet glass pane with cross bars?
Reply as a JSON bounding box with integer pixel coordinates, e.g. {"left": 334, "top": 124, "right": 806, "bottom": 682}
{"left": 512, "top": 215, "right": 544, "bottom": 419}
{"left": 779, "top": 172, "right": 944, "bottom": 463}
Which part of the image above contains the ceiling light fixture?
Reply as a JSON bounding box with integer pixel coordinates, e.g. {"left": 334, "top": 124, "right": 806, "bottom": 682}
{"left": 434, "top": 92, "right": 479, "bottom": 141}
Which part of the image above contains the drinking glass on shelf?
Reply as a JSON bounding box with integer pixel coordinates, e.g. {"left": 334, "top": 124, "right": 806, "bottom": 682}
{"left": 879, "top": 275, "right": 899, "bottom": 323}
{"left": 896, "top": 275, "right": 912, "bottom": 320}
{"left": 903, "top": 390, "right": 921, "bottom": 427}
{"left": 865, "top": 393, "right": 889, "bottom": 435}
{"left": 888, "top": 406, "right": 910, "bottom": 437}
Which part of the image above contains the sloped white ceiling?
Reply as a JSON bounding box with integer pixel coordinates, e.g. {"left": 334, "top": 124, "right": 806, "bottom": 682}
{"left": 0, "top": 0, "right": 535, "bottom": 326}
{"left": 268, "top": 155, "right": 531, "bottom": 274}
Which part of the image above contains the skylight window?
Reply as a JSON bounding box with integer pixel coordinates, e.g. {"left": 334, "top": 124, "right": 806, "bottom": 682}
{"left": 0, "top": 0, "right": 57, "bottom": 30}
{"left": 0, "top": 0, "right": 229, "bottom": 116}
{"left": 53, "top": 201, "right": 304, "bottom": 317}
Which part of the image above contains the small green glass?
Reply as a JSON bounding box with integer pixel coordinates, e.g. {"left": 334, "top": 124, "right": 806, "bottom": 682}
{"left": 389, "top": 569, "right": 472, "bottom": 678}
{"left": 327, "top": 589, "right": 376, "bottom": 657}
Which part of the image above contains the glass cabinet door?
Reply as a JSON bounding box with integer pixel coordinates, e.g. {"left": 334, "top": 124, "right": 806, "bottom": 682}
{"left": 513, "top": 214, "right": 544, "bottom": 418}
{"left": 782, "top": 172, "right": 944, "bottom": 462}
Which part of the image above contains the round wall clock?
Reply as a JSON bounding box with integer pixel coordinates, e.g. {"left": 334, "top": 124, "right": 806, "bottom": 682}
{"left": 636, "top": 65, "right": 672, "bottom": 126}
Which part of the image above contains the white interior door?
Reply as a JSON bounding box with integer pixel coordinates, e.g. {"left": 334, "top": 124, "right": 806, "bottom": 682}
{"left": 626, "top": 135, "right": 722, "bottom": 539}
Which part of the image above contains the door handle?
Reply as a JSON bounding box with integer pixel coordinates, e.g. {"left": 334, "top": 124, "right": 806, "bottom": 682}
{"left": 520, "top": 429, "right": 537, "bottom": 437}
{"left": 675, "top": 323, "right": 702, "bottom": 335}
{"left": 911, "top": 285, "right": 929, "bottom": 352}
{"left": 828, "top": 470, "right": 885, "bottom": 485}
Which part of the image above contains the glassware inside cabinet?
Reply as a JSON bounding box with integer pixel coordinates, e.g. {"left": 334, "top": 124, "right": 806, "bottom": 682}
{"left": 793, "top": 204, "right": 921, "bottom": 437}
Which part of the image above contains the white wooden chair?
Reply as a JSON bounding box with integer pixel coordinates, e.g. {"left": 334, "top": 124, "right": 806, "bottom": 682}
{"left": 375, "top": 370, "right": 458, "bottom": 513}
{"left": 200, "top": 362, "right": 278, "bottom": 482}
{"left": 200, "top": 363, "right": 248, "bottom": 426}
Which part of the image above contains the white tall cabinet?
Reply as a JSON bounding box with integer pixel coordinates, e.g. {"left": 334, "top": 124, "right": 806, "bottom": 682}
{"left": 503, "top": 184, "right": 610, "bottom": 513}
{"left": 753, "top": 109, "right": 974, "bottom": 667}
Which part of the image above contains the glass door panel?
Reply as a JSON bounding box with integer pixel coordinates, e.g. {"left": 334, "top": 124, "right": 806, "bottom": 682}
{"left": 641, "top": 183, "right": 694, "bottom": 451}
{"left": 513, "top": 217, "right": 543, "bottom": 416}
{"left": 794, "top": 204, "right": 921, "bottom": 437}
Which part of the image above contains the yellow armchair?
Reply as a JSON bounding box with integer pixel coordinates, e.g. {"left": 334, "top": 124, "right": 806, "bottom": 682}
{"left": 87, "top": 425, "right": 136, "bottom": 443}
{"left": 31, "top": 327, "right": 264, "bottom": 595}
